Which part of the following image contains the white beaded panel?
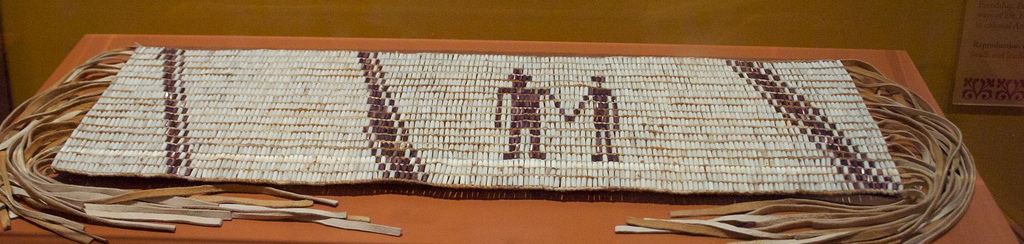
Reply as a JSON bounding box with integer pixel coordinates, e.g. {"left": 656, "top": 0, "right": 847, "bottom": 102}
{"left": 53, "top": 46, "right": 901, "bottom": 195}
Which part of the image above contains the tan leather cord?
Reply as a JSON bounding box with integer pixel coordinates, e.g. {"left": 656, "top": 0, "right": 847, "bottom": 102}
{"left": 0, "top": 48, "right": 401, "bottom": 243}
{"left": 82, "top": 208, "right": 224, "bottom": 227}
{"left": 188, "top": 195, "right": 315, "bottom": 208}
{"left": 89, "top": 184, "right": 338, "bottom": 206}
{"left": 618, "top": 60, "right": 975, "bottom": 244}
{"left": 348, "top": 215, "right": 372, "bottom": 223}
{"left": 314, "top": 218, "right": 402, "bottom": 236}
{"left": 83, "top": 203, "right": 233, "bottom": 220}
{"left": 215, "top": 203, "right": 347, "bottom": 219}
{"left": 0, "top": 205, "right": 10, "bottom": 230}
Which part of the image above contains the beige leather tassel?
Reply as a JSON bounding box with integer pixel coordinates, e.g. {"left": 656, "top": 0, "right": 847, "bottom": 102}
{"left": 188, "top": 195, "right": 314, "bottom": 208}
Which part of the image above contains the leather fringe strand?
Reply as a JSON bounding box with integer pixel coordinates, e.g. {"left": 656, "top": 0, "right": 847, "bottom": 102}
{"left": 616, "top": 60, "right": 974, "bottom": 244}
{"left": 0, "top": 48, "right": 402, "bottom": 243}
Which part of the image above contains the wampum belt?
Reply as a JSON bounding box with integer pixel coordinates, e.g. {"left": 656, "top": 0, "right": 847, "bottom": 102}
{"left": 0, "top": 46, "right": 973, "bottom": 243}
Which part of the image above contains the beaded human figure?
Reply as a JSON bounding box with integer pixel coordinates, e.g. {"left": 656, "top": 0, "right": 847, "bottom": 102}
{"left": 563, "top": 76, "right": 621, "bottom": 162}
{"left": 495, "top": 68, "right": 555, "bottom": 160}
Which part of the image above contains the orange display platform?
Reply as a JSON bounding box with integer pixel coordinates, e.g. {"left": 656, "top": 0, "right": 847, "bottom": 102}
{"left": 6, "top": 34, "right": 1017, "bottom": 243}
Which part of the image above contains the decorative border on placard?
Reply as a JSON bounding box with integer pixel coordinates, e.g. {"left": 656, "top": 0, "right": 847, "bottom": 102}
{"left": 959, "top": 78, "right": 1024, "bottom": 103}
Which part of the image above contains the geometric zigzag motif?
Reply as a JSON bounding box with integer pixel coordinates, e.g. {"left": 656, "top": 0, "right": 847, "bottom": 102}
{"left": 53, "top": 46, "right": 901, "bottom": 195}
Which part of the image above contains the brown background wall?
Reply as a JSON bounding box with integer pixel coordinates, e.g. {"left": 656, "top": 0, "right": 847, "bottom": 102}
{"left": 3, "top": 0, "right": 1021, "bottom": 228}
